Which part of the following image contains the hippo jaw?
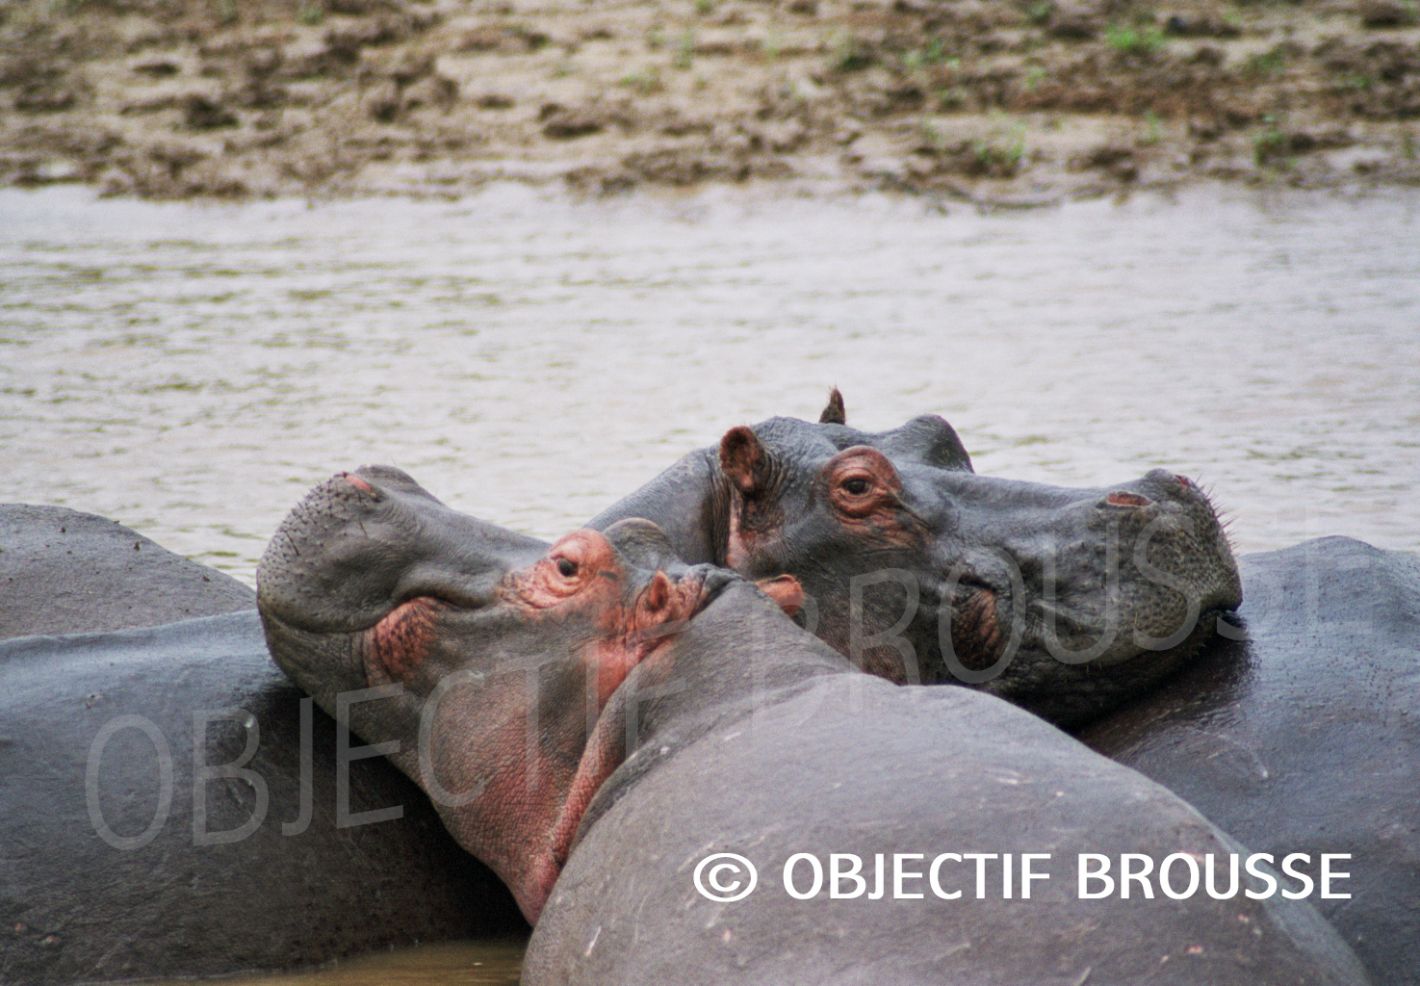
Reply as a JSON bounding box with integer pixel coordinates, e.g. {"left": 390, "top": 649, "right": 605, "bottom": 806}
{"left": 257, "top": 471, "right": 726, "bottom": 923}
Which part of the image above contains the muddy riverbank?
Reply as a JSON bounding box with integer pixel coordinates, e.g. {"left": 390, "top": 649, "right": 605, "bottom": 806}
{"left": 2, "top": 0, "right": 1418, "bottom": 202}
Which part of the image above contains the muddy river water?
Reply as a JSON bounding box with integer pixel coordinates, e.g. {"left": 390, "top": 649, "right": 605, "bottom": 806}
{"left": 1, "top": 183, "right": 1417, "bottom": 982}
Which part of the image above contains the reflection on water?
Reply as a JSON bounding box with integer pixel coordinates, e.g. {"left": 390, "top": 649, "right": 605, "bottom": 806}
{"left": 158, "top": 941, "right": 523, "bottom": 986}
{"left": 2, "top": 185, "right": 1417, "bottom": 585}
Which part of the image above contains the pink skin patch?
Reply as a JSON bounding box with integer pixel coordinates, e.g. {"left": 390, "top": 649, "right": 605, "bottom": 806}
{"left": 1106, "top": 491, "right": 1153, "bottom": 508}
{"left": 503, "top": 530, "right": 621, "bottom": 610}
{"left": 366, "top": 597, "right": 441, "bottom": 683}
{"left": 530, "top": 570, "right": 714, "bottom": 920}
{"left": 755, "top": 574, "right": 804, "bottom": 617}
{"left": 489, "top": 536, "right": 722, "bottom": 921}
{"left": 339, "top": 471, "right": 375, "bottom": 493}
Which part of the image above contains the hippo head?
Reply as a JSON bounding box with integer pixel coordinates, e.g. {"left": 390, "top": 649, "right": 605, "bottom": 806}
{"left": 256, "top": 466, "right": 747, "bottom": 923}
{"left": 714, "top": 390, "right": 1243, "bottom": 722}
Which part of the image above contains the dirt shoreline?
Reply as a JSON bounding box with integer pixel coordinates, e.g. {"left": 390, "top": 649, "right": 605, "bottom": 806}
{"left": 2, "top": 0, "right": 1418, "bottom": 203}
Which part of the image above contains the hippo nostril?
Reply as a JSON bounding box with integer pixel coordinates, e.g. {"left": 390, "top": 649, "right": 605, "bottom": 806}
{"left": 339, "top": 472, "right": 375, "bottom": 494}
{"left": 1106, "top": 491, "right": 1153, "bottom": 508}
{"left": 1175, "top": 474, "right": 1193, "bottom": 490}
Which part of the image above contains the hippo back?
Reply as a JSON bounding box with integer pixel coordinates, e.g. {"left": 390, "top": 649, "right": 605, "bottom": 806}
{"left": 0, "top": 504, "right": 254, "bottom": 640}
{"left": 0, "top": 611, "right": 525, "bottom": 983}
{"left": 526, "top": 592, "right": 1370, "bottom": 986}
{"left": 1083, "top": 537, "right": 1420, "bottom": 983}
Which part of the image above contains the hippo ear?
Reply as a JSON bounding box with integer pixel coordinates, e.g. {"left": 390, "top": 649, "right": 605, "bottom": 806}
{"left": 755, "top": 574, "right": 804, "bottom": 617}
{"left": 719, "top": 426, "right": 774, "bottom": 498}
{"left": 818, "top": 387, "right": 846, "bottom": 425}
{"left": 895, "top": 414, "right": 974, "bottom": 473}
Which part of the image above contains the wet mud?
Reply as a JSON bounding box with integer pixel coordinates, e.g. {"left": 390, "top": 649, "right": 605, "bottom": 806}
{"left": 2, "top": 0, "right": 1418, "bottom": 202}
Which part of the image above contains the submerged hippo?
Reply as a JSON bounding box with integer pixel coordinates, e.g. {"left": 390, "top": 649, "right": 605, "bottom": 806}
{"left": 257, "top": 467, "right": 1369, "bottom": 985}
{"left": 591, "top": 390, "right": 1243, "bottom": 725}
{"left": 0, "top": 505, "right": 525, "bottom": 983}
{"left": 1082, "top": 537, "right": 1420, "bottom": 983}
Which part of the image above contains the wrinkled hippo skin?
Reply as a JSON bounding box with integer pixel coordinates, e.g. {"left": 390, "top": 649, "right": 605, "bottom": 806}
{"left": 260, "top": 469, "right": 1369, "bottom": 986}
{"left": 0, "top": 504, "right": 254, "bottom": 639}
{"left": 1082, "top": 537, "right": 1420, "bottom": 983}
{"left": 0, "top": 512, "right": 525, "bottom": 983}
{"left": 590, "top": 392, "right": 1243, "bottom": 726}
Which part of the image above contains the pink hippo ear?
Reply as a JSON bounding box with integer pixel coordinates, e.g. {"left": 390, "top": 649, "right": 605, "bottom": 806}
{"left": 818, "top": 387, "right": 846, "bottom": 425}
{"left": 719, "top": 426, "right": 774, "bottom": 497}
{"left": 755, "top": 574, "right": 804, "bottom": 617}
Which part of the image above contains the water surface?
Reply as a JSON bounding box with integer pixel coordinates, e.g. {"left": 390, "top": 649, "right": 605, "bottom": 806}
{"left": 198, "top": 941, "right": 523, "bottom": 986}
{"left": 2, "top": 185, "right": 1416, "bottom": 583}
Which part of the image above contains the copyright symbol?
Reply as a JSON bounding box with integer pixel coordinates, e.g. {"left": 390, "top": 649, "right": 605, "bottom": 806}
{"left": 693, "top": 852, "right": 758, "bottom": 903}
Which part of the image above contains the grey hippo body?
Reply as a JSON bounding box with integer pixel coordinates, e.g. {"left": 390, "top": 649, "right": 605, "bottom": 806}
{"left": 1082, "top": 537, "right": 1420, "bottom": 983}
{"left": 0, "top": 504, "right": 253, "bottom": 639}
{"left": 0, "top": 505, "right": 524, "bottom": 983}
{"left": 259, "top": 468, "right": 1369, "bottom": 986}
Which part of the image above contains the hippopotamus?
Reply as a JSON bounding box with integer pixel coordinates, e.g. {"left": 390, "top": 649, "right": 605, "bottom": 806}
{"left": 257, "top": 466, "right": 1370, "bottom": 986}
{"left": 590, "top": 390, "right": 1243, "bottom": 725}
{"left": 0, "top": 504, "right": 526, "bottom": 983}
{"left": 1081, "top": 537, "right": 1420, "bottom": 983}
{"left": 0, "top": 504, "right": 254, "bottom": 639}
{"left": 587, "top": 396, "right": 1417, "bottom": 982}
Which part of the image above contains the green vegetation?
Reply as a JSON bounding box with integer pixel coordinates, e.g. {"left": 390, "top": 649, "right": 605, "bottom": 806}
{"left": 1023, "top": 64, "right": 1047, "bottom": 91}
{"left": 1252, "top": 114, "right": 1290, "bottom": 166}
{"left": 1026, "top": 1, "right": 1053, "bottom": 25}
{"left": 829, "top": 31, "right": 874, "bottom": 73}
{"left": 762, "top": 29, "right": 783, "bottom": 60}
{"left": 901, "top": 38, "right": 949, "bottom": 71}
{"left": 695, "top": 0, "right": 715, "bottom": 15}
{"left": 973, "top": 117, "right": 1028, "bottom": 174}
{"left": 935, "top": 85, "right": 967, "bottom": 110}
{"left": 1244, "top": 46, "right": 1288, "bottom": 77}
{"left": 1140, "top": 110, "right": 1163, "bottom": 145}
{"left": 1105, "top": 22, "right": 1167, "bottom": 56}
{"left": 620, "top": 66, "right": 664, "bottom": 95}
{"left": 920, "top": 118, "right": 947, "bottom": 151}
{"left": 918, "top": 115, "right": 1028, "bottom": 176}
{"left": 674, "top": 29, "right": 695, "bottom": 70}
{"left": 297, "top": 1, "right": 324, "bottom": 26}
{"left": 974, "top": 136, "right": 1026, "bottom": 173}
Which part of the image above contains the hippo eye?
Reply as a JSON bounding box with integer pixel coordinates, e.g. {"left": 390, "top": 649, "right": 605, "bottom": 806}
{"left": 841, "top": 476, "right": 872, "bottom": 496}
{"left": 557, "top": 557, "right": 578, "bottom": 578}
